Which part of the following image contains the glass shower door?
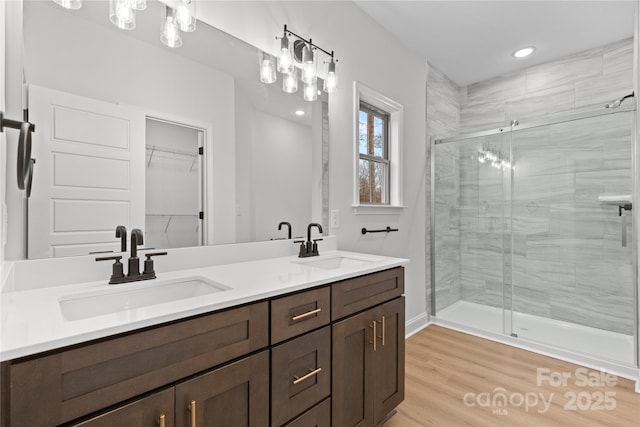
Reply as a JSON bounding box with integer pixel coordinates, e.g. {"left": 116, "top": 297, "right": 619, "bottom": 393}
{"left": 509, "top": 111, "right": 635, "bottom": 366}
{"left": 433, "top": 132, "right": 511, "bottom": 335}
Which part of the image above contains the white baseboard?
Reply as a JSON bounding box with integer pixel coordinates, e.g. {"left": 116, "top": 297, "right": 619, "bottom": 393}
{"left": 405, "top": 312, "right": 430, "bottom": 338}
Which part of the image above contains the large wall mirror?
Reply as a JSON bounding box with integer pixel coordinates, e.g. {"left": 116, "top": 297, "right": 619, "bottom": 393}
{"left": 15, "top": 0, "right": 329, "bottom": 259}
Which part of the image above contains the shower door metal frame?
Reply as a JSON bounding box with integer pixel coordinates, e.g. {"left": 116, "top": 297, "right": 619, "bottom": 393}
{"left": 430, "top": 101, "right": 639, "bottom": 367}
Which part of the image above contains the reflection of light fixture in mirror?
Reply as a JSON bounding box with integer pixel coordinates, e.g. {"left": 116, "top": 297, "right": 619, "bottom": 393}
{"left": 301, "top": 43, "right": 316, "bottom": 84}
{"left": 323, "top": 57, "right": 338, "bottom": 93}
{"left": 303, "top": 78, "right": 318, "bottom": 102}
{"left": 130, "top": 0, "right": 147, "bottom": 11}
{"left": 283, "top": 69, "right": 298, "bottom": 94}
{"left": 176, "top": 0, "right": 196, "bottom": 32}
{"left": 161, "top": 6, "right": 182, "bottom": 48}
{"left": 109, "top": 0, "right": 136, "bottom": 30}
{"left": 265, "top": 25, "right": 338, "bottom": 96}
{"left": 53, "top": 0, "right": 82, "bottom": 9}
{"left": 259, "top": 51, "right": 276, "bottom": 84}
{"left": 295, "top": 110, "right": 305, "bottom": 116}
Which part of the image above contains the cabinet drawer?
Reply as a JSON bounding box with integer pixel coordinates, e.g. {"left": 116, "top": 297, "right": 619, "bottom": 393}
{"left": 70, "top": 388, "right": 174, "bottom": 427}
{"left": 7, "top": 301, "right": 268, "bottom": 427}
{"left": 271, "top": 286, "right": 330, "bottom": 344}
{"left": 272, "top": 326, "right": 331, "bottom": 426}
{"left": 332, "top": 267, "right": 404, "bottom": 320}
{"left": 285, "top": 398, "right": 331, "bottom": 427}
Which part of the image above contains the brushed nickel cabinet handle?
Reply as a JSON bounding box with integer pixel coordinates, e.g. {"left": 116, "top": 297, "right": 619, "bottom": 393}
{"left": 292, "top": 307, "right": 322, "bottom": 321}
{"left": 369, "top": 320, "right": 377, "bottom": 351}
{"left": 293, "top": 367, "right": 322, "bottom": 385}
{"left": 189, "top": 400, "right": 196, "bottom": 427}
{"left": 159, "top": 414, "right": 165, "bottom": 427}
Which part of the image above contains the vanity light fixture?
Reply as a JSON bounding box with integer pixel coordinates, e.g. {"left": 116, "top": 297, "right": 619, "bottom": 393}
{"left": 109, "top": 0, "right": 136, "bottom": 30}
{"left": 283, "top": 68, "right": 299, "bottom": 94}
{"left": 263, "top": 25, "right": 339, "bottom": 98}
{"left": 301, "top": 42, "right": 316, "bottom": 84}
{"left": 512, "top": 46, "right": 535, "bottom": 58}
{"left": 130, "top": 0, "right": 147, "bottom": 11}
{"left": 303, "top": 78, "right": 318, "bottom": 102}
{"left": 161, "top": 6, "right": 183, "bottom": 48}
{"left": 277, "top": 30, "right": 294, "bottom": 74}
{"left": 259, "top": 51, "right": 277, "bottom": 84}
{"left": 175, "top": 0, "right": 196, "bottom": 33}
{"left": 53, "top": 0, "right": 82, "bottom": 9}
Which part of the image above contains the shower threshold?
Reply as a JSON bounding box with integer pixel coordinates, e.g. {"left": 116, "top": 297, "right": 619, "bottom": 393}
{"left": 437, "top": 300, "right": 634, "bottom": 366}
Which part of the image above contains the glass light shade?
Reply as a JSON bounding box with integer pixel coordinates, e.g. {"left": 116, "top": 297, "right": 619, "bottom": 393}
{"left": 303, "top": 78, "right": 318, "bottom": 102}
{"left": 282, "top": 69, "right": 298, "bottom": 94}
{"left": 323, "top": 60, "right": 338, "bottom": 93}
{"left": 175, "top": 0, "right": 196, "bottom": 33}
{"left": 259, "top": 52, "right": 276, "bottom": 84}
{"left": 109, "top": 0, "right": 136, "bottom": 30}
{"left": 161, "top": 7, "right": 182, "bottom": 48}
{"left": 277, "top": 38, "right": 293, "bottom": 74}
{"left": 301, "top": 44, "right": 316, "bottom": 84}
{"left": 53, "top": 0, "right": 82, "bottom": 9}
{"left": 130, "top": 0, "right": 146, "bottom": 11}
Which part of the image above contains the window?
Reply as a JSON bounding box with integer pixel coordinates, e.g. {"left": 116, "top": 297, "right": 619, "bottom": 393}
{"left": 358, "top": 102, "right": 390, "bottom": 204}
{"left": 353, "top": 82, "right": 404, "bottom": 213}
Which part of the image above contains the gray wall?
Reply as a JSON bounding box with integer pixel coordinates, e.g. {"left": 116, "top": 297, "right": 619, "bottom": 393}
{"left": 442, "top": 37, "right": 635, "bottom": 334}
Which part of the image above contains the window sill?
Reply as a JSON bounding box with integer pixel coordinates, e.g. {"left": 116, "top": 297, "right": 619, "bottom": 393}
{"left": 352, "top": 204, "right": 408, "bottom": 215}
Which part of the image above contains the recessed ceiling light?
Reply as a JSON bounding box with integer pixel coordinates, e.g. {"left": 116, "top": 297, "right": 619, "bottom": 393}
{"left": 512, "top": 47, "right": 535, "bottom": 59}
{"left": 295, "top": 110, "right": 305, "bottom": 116}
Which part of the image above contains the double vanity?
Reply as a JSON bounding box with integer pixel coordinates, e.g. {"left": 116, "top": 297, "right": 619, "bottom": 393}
{"left": 0, "top": 239, "right": 407, "bottom": 426}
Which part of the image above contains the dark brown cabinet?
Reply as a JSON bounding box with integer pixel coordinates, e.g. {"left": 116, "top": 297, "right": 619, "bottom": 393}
{"left": 71, "top": 388, "right": 174, "bottom": 427}
{"left": 271, "top": 326, "right": 331, "bottom": 426}
{"left": 175, "top": 350, "right": 269, "bottom": 427}
{"left": 332, "top": 297, "right": 405, "bottom": 427}
{"left": 2, "top": 267, "right": 405, "bottom": 427}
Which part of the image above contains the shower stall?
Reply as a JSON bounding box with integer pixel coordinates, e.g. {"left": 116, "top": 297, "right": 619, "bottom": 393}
{"left": 430, "top": 102, "right": 638, "bottom": 370}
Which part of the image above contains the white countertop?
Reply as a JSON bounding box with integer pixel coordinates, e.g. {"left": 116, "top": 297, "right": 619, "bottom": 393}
{"left": 0, "top": 250, "right": 407, "bottom": 361}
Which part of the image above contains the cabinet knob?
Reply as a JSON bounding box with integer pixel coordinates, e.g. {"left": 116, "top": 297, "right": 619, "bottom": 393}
{"left": 293, "top": 367, "right": 322, "bottom": 385}
{"left": 189, "top": 400, "right": 197, "bottom": 427}
{"left": 377, "top": 316, "right": 386, "bottom": 346}
{"left": 369, "top": 320, "right": 377, "bottom": 352}
{"left": 291, "top": 307, "right": 322, "bottom": 321}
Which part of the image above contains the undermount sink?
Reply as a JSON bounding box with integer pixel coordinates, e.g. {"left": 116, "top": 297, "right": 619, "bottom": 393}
{"left": 59, "top": 277, "right": 231, "bottom": 321}
{"left": 294, "top": 254, "right": 378, "bottom": 270}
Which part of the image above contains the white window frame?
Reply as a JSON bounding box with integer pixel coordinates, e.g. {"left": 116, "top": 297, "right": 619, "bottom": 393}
{"left": 353, "top": 82, "right": 405, "bottom": 214}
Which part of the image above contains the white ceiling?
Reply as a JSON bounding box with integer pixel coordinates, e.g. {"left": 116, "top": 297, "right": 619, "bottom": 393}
{"left": 354, "top": 1, "right": 636, "bottom": 86}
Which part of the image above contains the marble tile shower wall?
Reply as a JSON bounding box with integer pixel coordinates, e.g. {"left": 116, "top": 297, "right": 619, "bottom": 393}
{"left": 456, "top": 37, "right": 635, "bottom": 335}
{"left": 427, "top": 64, "right": 461, "bottom": 313}
{"left": 460, "top": 38, "right": 634, "bottom": 133}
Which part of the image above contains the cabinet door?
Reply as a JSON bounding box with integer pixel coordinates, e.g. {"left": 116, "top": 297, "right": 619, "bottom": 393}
{"left": 332, "top": 308, "right": 376, "bottom": 427}
{"left": 71, "top": 388, "right": 174, "bottom": 427}
{"left": 175, "top": 351, "right": 269, "bottom": 427}
{"left": 272, "top": 326, "right": 331, "bottom": 426}
{"left": 372, "top": 297, "right": 405, "bottom": 425}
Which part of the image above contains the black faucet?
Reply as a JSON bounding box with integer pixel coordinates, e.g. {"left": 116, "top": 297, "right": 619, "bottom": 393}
{"left": 115, "top": 225, "right": 127, "bottom": 252}
{"left": 128, "top": 229, "right": 144, "bottom": 277}
{"left": 96, "top": 228, "right": 167, "bottom": 284}
{"left": 278, "top": 221, "right": 292, "bottom": 239}
{"left": 295, "top": 223, "right": 323, "bottom": 257}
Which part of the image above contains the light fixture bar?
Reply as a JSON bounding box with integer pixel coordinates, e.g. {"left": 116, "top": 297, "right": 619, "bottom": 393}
{"left": 282, "top": 25, "right": 334, "bottom": 59}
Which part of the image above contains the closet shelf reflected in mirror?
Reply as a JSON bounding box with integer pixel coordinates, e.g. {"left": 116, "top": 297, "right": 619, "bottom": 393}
{"left": 146, "top": 145, "right": 199, "bottom": 171}
{"left": 146, "top": 214, "right": 200, "bottom": 233}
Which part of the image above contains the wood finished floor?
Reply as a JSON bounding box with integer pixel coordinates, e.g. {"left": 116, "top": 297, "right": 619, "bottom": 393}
{"left": 385, "top": 325, "right": 640, "bottom": 427}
